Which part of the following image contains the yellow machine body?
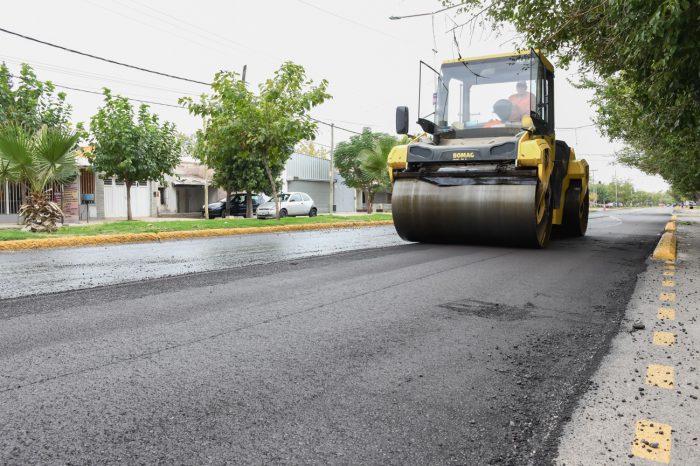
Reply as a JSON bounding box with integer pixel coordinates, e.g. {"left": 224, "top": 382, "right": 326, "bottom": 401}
{"left": 388, "top": 51, "right": 589, "bottom": 247}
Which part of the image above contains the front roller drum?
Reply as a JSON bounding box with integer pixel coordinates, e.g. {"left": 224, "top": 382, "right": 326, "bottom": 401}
{"left": 391, "top": 179, "right": 552, "bottom": 247}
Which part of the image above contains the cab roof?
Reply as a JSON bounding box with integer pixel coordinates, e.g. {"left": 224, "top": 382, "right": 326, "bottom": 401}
{"left": 443, "top": 50, "right": 554, "bottom": 73}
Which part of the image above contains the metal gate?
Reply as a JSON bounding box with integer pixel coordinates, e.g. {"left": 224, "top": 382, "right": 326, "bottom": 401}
{"left": 103, "top": 179, "right": 151, "bottom": 218}
{"left": 288, "top": 180, "right": 329, "bottom": 213}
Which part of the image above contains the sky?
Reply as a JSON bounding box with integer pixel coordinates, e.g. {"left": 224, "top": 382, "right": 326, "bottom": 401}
{"left": 2, "top": 0, "right": 668, "bottom": 192}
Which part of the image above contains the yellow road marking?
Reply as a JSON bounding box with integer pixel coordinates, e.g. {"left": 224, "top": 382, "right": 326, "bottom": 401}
{"left": 632, "top": 419, "right": 672, "bottom": 463}
{"left": 659, "top": 292, "right": 675, "bottom": 302}
{"left": 657, "top": 308, "right": 675, "bottom": 320}
{"left": 652, "top": 232, "right": 676, "bottom": 261}
{"left": 646, "top": 364, "right": 674, "bottom": 389}
{"left": 662, "top": 271, "right": 674, "bottom": 277}
{"left": 653, "top": 332, "right": 676, "bottom": 346}
{"left": 662, "top": 280, "right": 675, "bottom": 288}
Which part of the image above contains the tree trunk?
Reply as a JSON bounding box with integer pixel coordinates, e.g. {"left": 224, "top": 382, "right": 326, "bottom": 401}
{"left": 203, "top": 177, "right": 209, "bottom": 219}
{"left": 246, "top": 190, "right": 253, "bottom": 218}
{"left": 224, "top": 181, "right": 231, "bottom": 218}
{"left": 262, "top": 155, "right": 280, "bottom": 219}
{"left": 365, "top": 189, "right": 373, "bottom": 214}
{"left": 126, "top": 180, "right": 133, "bottom": 221}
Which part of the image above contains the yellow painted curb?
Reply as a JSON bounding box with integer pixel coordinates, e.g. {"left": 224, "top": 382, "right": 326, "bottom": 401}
{"left": 665, "top": 221, "right": 676, "bottom": 232}
{"left": 0, "top": 220, "right": 395, "bottom": 252}
{"left": 652, "top": 232, "right": 677, "bottom": 261}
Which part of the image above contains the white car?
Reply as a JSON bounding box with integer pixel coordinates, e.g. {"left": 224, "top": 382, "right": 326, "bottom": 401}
{"left": 256, "top": 192, "right": 317, "bottom": 219}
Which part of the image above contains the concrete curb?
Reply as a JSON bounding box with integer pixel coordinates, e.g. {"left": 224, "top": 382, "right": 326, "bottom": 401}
{"left": 653, "top": 219, "right": 677, "bottom": 261}
{"left": 0, "top": 220, "right": 395, "bottom": 252}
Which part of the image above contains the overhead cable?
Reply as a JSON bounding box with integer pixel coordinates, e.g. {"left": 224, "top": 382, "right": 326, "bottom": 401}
{"left": 309, "top": 117, "right": 362, "bottom": 135}
{"left": 8, "top": 73, "right": 183, "bottom": 109}
{"left": 0, "top": 26, "right": 212, "bottom": 86}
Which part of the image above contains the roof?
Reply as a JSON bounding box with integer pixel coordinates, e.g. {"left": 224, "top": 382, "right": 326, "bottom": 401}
{"left": 443, "top": 50, "right": 554, "bottom": 72}
{"left": 172, "top": 175, "right": 206, "bottom": 186}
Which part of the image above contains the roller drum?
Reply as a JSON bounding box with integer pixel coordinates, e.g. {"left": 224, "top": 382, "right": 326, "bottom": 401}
{"left": 392, "top": 178, "right": 548, "bottom": 246}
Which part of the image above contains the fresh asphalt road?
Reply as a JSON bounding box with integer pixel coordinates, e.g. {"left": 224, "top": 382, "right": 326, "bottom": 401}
{"left": 0, "top": 208, "right": 670, "bottom": 464}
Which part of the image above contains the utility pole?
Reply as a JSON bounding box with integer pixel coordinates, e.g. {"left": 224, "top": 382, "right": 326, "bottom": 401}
{"left": 203, "top": 116, "right": 209, "bottom": 220}
{"left": 590, "top": 169, "right": 597, "bottom": 206}
{"left": 329, "top": 123, "right": 335, "bottom": 215}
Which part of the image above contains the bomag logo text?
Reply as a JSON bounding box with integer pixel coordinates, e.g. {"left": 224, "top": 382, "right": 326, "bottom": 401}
{"left": 451, "top": 152, "right": 476, "bottom": 160}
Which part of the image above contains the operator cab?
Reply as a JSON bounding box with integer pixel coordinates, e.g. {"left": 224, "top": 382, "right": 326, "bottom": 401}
{"left": 398, "top": 50, "right": 555, "bottom": 140}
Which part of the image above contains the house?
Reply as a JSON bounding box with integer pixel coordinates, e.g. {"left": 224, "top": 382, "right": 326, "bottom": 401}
{"left": 0, "top": 151, "right": 381, "bottom": 224}
{"left": 153, "top": 162, "right": 224, "bottom": 217}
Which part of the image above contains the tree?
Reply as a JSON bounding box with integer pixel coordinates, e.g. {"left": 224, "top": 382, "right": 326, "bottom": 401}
{"left": 443, "top": 0, "right": 700, "bottom": 197}
{"left": 0, "top": 63, "right": 75, "bottom": 132}
{"left": 181, "top": 62, "right": 331, "bottom": 218}
{"left": 334, "top": 129, "right": 403, "bottom": 213}
{"left": 90, "top": 89, "right": 181, "bottom": 220}
{"left": 297, "top": 141, "right": 329, "bottom": 159}
{"left": 0, "top": 125, "right": 78, "bottom": 231}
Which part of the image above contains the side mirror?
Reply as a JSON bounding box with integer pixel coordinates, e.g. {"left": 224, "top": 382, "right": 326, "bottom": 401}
{"left": 396, "top": 106, "right": 409, "bottom": 135}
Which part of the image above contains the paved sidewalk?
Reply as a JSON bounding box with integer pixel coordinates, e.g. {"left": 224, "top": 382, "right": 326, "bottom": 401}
{"left": 556, "top": 209, "right": 699, "bottom": 465}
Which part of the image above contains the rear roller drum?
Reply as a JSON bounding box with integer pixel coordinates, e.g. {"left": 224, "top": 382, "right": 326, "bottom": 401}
{"left": 560, "top": 184, "right": 589, "bottom": 237}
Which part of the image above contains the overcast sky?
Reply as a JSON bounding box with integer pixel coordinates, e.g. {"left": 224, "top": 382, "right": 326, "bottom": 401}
{"left": 3, "top": 0, "right": 668, "bottom": 191}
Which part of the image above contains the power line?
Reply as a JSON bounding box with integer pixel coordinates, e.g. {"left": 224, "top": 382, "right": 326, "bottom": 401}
{"left": 309, "top": 117, "right": 362, "bottom": 135}
{"left": 558, "top": 123, "right": 596, "bottom": 130}
{"left": 9, "top": 73, "right": 365, "bottom": 133}
{"left": 0, "top": 26, "right": 212, "bottom": 86}
{"left": 121, "top": 0, "right": 273, "bottom": 59}
{"left": 295, "top": 0, "right": 400, "bottom": 40}
{"left": 79, "top": 0, "right": 233, "bottom": 59}
{"left": 0, "top": 54, "right": 200, "bottom": 97}
{"left": 389, "top": 3, "right": 464, "bottom": 20}
{"left": 8, "top": 73, "right": 184, "bottom": 109}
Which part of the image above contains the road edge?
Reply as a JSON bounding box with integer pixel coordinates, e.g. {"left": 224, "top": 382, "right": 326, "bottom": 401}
{"left": 653, "top": 216, "right": 677, "bottom": 261}
{"left": 0, "top": 220, "right": 395, "bottom": 252}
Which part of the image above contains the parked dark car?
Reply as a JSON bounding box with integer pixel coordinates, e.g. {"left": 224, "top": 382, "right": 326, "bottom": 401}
{"left": 202, "top": 193, "right": 267, "bottom": 218}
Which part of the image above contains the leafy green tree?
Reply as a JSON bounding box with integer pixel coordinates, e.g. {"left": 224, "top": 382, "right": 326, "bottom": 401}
{"left": 0, "top": 125, "right": 78, "bottom": 231}
{"left": 181, "top": 62, "right": 330, "bottom": 218}
{"left": 443, "top": 0, "right": 700, "bottom": 197}
{"left": 334, "top": 129, "right": 403, "bottom": 213}
{"left": 0, "top": 63, "right": 76, "bottom": 132}
{"left": 90, "top": 89, "right": 181, "bottom": 220}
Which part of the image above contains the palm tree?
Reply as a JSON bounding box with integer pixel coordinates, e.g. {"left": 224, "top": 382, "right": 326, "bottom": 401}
{"left": 358, "top": 136, "right": 403, "bottom": 214}
{"left": 0, "top": 125, "right": 79, "bottom": 232}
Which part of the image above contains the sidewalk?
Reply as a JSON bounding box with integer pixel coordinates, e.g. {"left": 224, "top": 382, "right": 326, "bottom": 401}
{"left": 556, "top": 209, "right": 699, "bottom": 465}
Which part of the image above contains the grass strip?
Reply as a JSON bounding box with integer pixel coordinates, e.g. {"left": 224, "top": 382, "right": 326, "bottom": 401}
{"left": 0, "top": 217, "right": 394, "bottom": 251}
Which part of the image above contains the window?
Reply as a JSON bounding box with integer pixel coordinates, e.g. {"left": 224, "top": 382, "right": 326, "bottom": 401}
{"left": 434, "top": 53, "right": 537, "bottom": 135}
{"left": 158, "top": 187, "right": 166, "bottom": 205}
{"left": 301, "top": 194, "right": 311, "bottom": 201}
{"left": 289, "top": 194, "right": 302, "bottom": 202}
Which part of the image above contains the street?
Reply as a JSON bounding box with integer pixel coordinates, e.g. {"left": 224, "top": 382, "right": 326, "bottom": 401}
{"left": 0, "top": 208, "right": 670, "bottom": 464}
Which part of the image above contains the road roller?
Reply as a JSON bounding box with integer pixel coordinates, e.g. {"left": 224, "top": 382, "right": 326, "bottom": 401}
{"left": 388, "top": 50, "right": 589, "bottom": 247}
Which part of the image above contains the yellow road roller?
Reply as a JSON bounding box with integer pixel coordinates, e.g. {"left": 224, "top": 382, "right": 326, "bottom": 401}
{"left": 388, "top": 50, "right": 589, "bottom": 247}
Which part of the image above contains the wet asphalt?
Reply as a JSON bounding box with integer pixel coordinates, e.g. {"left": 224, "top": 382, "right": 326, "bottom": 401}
{"left": 0, "top": 208, "right": 671, "bottom": 464}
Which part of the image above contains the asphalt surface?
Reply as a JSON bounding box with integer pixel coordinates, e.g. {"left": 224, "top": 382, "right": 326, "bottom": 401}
{"left": 0, "top": 226, "right": 405, "bottom": 299}
{"left": 0, "top": 208, "right": 670, "bottom": 464}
